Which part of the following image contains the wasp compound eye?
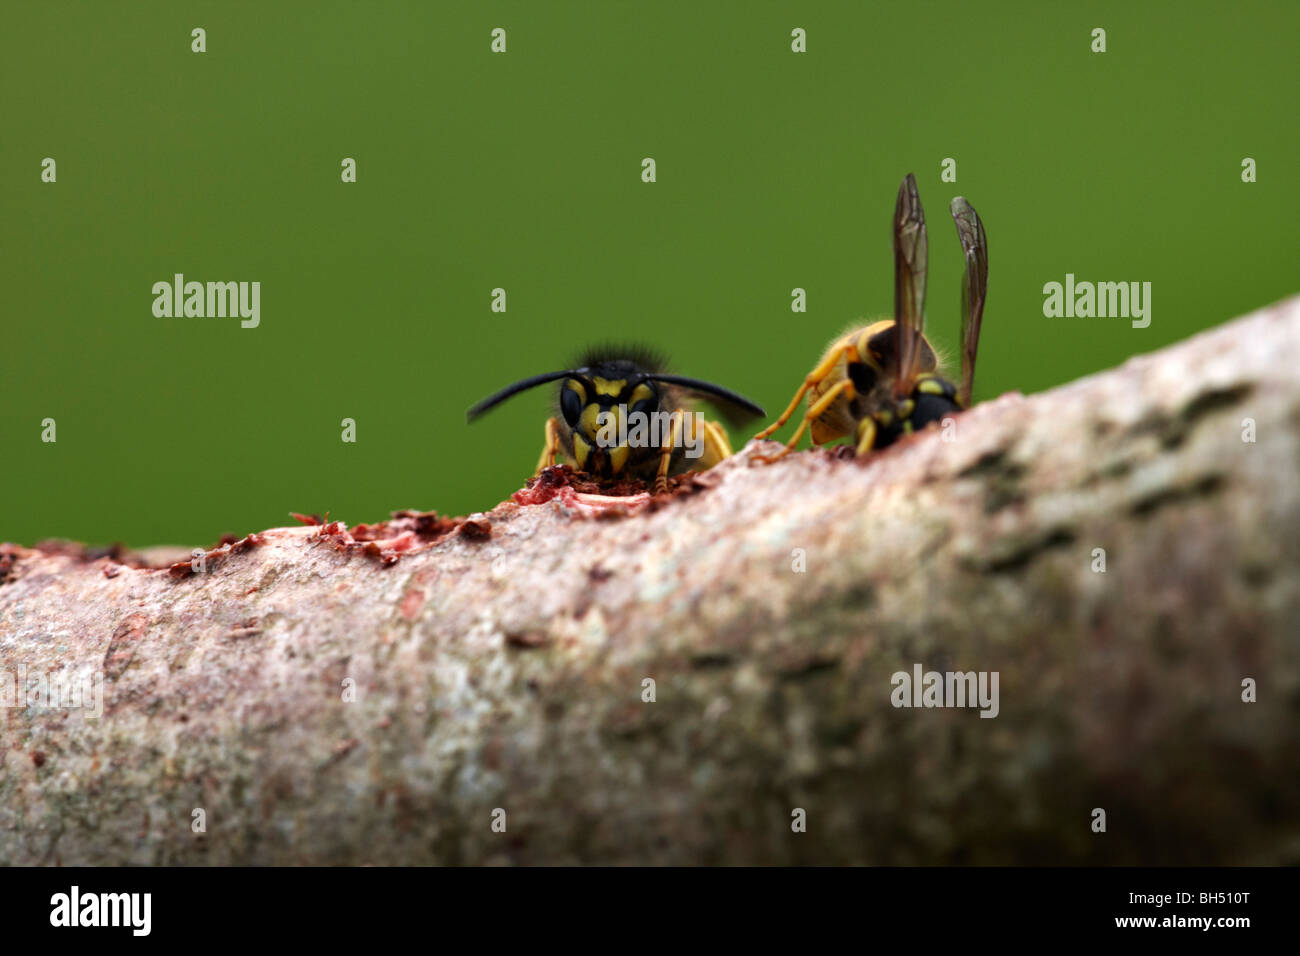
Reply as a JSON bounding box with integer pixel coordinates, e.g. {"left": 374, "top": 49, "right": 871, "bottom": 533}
{"left": 560, "top": 383, "right": 584, "bottom": 427}
{"left": 630, "top": 393, "right": 658, "bottom": 419}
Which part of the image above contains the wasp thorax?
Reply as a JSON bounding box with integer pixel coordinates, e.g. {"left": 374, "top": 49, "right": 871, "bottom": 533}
{"left": 854, "top": 322, "right": 940, "bottom": 383}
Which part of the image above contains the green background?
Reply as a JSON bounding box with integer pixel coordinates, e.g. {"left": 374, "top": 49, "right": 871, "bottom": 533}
{"left": 2, "top": 1, "right": 1297, "bottom": 548}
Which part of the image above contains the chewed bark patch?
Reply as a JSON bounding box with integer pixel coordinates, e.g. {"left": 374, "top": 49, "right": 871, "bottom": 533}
{"left": 312, "top": 510, "right": 491, "bottom": 566}
{"left": 167, "top": 532, "right": 268, "bottom": 578}
{"left": 511, "top": 465, "right": 710, "bottom": 517}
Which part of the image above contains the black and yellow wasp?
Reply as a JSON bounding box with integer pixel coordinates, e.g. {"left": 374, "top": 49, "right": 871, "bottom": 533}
{"left": 468, "top": 346, "right": 764, "bottom": 491}
{"left": 753, "top": 173, "right": 988, "bottom": 460}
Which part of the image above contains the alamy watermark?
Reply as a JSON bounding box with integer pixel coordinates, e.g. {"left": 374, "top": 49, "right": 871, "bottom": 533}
{"left": 0, "top": 663, "right": 104, "bottom": 719}
{"left": 1042, "top": 273, "right": 1150, "bottom": 328}
{"left": 50, "top": 886, "right": 150, "bottom": 936}
{"left": 891, "top": 663, "right": 999, "bottom": 718}
{"left": 152, "top": 273, "right": 260, "bottom": 328}
{"left": 593, "top": 408, "right": 705, "bottom": 459}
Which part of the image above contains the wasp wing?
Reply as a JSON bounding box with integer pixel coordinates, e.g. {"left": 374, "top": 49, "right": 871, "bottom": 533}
{"left": 649, "top": 374, "right": 766, "bottom": 428}
{"left": 949, "top": 196, "right": 988, "bottom": 408}
{"left": 892, "top": 173, "right": 928, "bottom": 398}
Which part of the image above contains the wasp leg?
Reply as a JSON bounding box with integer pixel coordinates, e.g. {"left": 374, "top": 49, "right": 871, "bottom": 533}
{"left": 699, "top": 418, "right": 733, "bottom": 468}
{"left": 680, "top": 415, "right": 730, "bottom": 472}
{"left": 655, "top": 409, "right": 687, "bottom": 493}
{"left": 752, "top": 378, "right": 857, "bottom": 464}
{"left": 752, "top": 341, "right": 860, "bottom": 444}
{"left": 680, "top": 416, "right": 733, "bottom": 473}
{"left": 535, "top": 417, "right": 562, "bottom": 475}
{"left": 855, "top": 416, "right": 878, "bottom": 456}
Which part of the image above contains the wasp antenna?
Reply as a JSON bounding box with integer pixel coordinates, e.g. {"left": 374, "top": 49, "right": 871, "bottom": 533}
{"left": 466, "top": 370, "right": 580, "bottom": 422}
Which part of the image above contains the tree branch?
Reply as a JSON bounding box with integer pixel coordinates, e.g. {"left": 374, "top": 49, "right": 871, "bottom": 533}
{"left": 3, "top": 296, "right": 1299, "bottom": 864}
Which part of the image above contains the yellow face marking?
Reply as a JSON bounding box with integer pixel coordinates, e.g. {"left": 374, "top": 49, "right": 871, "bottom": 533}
{"left": 628, "top": 383, "right": 654, "bottom": 406}
{"left": 608, "top": 444, "right": 629, "bottom": 474}
{"left": 573, "top": 433, "right": 591, "bottom": 470}
{"left": 593, "top": 378, "right": 626, "bottom": 397}
{"left": 579, "top": 403, "right": 602, "bottom": 438}
{"left": 580, "top": 402, "right": 627, "bottom": 444}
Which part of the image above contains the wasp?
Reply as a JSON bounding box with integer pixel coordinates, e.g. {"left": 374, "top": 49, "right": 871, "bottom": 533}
{"left": 467, "top": 346, "right": 765, "bottom": 491}
{"left": 753, "top": 173, "right": 988, "bottom": 461}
